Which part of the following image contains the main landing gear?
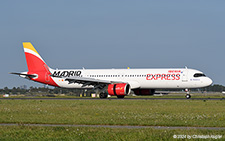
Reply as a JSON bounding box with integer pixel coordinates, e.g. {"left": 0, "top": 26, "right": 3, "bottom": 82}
{"left": 99, "top": 92, "right": 108, "bottom": 99}
{"left": 185, "top": 89, "right": 191, "bottom": 99}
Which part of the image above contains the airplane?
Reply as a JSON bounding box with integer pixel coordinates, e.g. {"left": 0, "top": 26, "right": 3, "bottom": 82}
{"left": 11, "top": 42, "right": 213, "bottom": 99}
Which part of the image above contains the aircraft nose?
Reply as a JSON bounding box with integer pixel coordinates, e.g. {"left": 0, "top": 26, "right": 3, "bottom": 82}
{"left": 206, "top": 77, "right": 213, "bottom": 86}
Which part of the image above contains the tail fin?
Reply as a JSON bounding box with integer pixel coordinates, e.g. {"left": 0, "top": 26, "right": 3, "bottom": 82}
{"left": 23, "top": 42, "right": 49, "bottom": 72}
{"left": 22, "top": 42, "right": 58, "bottom": 87}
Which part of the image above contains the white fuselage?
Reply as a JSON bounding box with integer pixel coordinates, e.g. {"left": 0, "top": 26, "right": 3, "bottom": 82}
{"left": 13, "top": 42, "right": 213, "bottom": 99}
{"left": 50, "top": 68, "right": 213, "bottom": 89}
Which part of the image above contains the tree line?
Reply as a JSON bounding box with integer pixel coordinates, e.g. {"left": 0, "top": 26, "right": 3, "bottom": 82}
{"left": 0, "top": 87, "right": 93, "bottom": 96}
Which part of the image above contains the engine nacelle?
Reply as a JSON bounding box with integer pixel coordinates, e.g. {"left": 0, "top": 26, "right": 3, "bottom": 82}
{"left": 133, "top": 89, "right": 155, "bottom": 95}
{"left": 107, "top": 83, "right": 131, "bottom": 96}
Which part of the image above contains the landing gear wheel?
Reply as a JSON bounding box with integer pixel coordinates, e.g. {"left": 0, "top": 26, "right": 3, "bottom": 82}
{"left": 117, "top": 95, "right": 125, "bottom": 99}
{"left": 186, "top": 94, "right": 191, "bottom": 99}
{"left": 185, "top": 89, "right": 191, "bottom": 99}
{"left": 99, "top": 93, "right": 108, "bottom": 99}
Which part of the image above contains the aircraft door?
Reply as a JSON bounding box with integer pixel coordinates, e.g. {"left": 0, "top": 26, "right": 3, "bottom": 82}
{"left": 182, "top": 68, "right": 188, "bottom": 82}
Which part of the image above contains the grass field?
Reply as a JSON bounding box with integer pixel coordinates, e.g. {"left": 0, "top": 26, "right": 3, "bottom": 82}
{"left": 0, "top": 126, "right": 224, "bottom": 140}
{"left": 0, "top": 99, "right": 224, "bottom": 140}
{"left": 0, "top": 99, "right": 224, "bottom": 127}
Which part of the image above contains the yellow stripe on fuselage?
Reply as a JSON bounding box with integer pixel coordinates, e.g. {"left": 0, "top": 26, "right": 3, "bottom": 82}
{"left": 23, "top": 42, "right": 39, "bottom": 55}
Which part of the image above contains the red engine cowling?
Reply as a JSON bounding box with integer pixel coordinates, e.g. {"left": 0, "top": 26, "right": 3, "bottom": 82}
{"left": 107, "top": 83, "right": 131, "bottom": 96}
{"left": 133, "top": 89, "right": 155, "bottom": 95}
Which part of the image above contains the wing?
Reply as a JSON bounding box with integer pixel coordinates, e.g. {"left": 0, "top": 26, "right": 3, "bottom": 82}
{"left": 64, "top": 76, "right": 124, "bottom": 89}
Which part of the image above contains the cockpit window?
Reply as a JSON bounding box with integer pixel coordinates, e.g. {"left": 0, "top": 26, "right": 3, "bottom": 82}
{"left": 194, "top": 73, "right": 206, "bottom": 77}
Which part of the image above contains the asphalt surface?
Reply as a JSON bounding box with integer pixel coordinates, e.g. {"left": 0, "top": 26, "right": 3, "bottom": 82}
{"left": 0, "top": 123, "right": 224, "bottom": 130}
{"left": 0, "top": 98, "right": 224, "bottom": 100}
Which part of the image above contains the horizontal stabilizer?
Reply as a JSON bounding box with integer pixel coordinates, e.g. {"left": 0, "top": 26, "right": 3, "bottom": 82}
{"left": 9, "top": 72, "right": 37, "bottom": 78}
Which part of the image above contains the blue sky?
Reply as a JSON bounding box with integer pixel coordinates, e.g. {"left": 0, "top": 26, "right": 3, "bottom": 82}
{"left": 0, "top": 0, "right": 225, "bottom": 88}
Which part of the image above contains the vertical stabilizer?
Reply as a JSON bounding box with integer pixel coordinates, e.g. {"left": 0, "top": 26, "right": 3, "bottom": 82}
{"left": 22, "top": 42, "right": 58, "bottom": 87}
{"left": 23, "top": 42, "right": 47, "bottom": 72}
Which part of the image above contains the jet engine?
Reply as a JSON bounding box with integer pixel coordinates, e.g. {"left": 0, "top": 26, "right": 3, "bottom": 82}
{"left": 107, "top": 83, "right": 131, "bottom": 96}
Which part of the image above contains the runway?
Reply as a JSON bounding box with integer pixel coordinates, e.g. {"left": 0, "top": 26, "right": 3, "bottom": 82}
{"left": 0, "top": 98, "right": 224, "bottom": 100}
{"left": 0, "top": 123, "right": 224, "bottom": 130}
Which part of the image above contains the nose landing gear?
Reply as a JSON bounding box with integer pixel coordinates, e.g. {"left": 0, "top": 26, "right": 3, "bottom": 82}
{"left": 185, "top": 89, "right": 191, "bottom": 99}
